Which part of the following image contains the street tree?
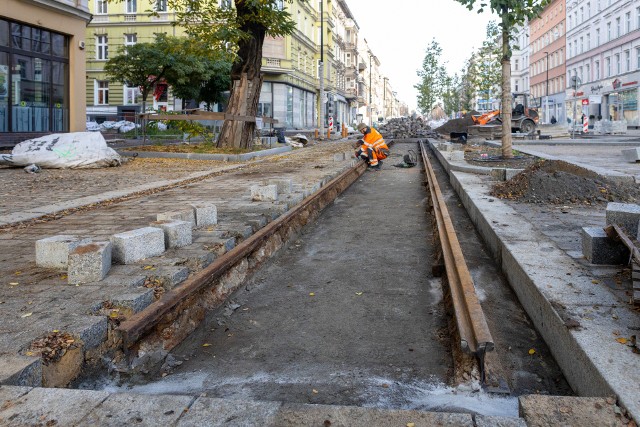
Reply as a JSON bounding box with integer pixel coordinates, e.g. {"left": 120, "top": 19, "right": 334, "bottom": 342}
{"left": 198, "top": 60, "right": 233, "bottom": 111}
{"left": 442, "top": 74, "right": 461, "bottom": 117}
{"left": 104, "top": 33, "right": 185, "bottom": 115}
{"left": 459, "top": 55, "right": 478, "bottom": 112}
{"left": 168, "top": 0, "right": 295, "bottom": 148}
{"left": 454, "top": 0, "right": 548, "bottom": 158}
{"left": 415, "top": 39, "right": 447, "bottom": 117}
{"left": 474, "top": 21, "right": 501, "bottom": 112}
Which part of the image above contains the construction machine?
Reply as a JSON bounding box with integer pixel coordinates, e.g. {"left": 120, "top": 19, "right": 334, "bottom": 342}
{"left": 471, "top": 92, "right": 539, "bottom": 134}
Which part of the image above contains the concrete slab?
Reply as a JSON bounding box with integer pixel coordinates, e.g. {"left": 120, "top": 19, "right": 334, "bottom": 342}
{"left": 519, "top": 395, "right": 620, "bottom": 427}
{"left": 0, "top": 356, "right": 41, "bottom": 387}
{"left": 0, "top": 385, "right": 31, "bottom": 401}
{"left": 150, "top": 220, "right": 193, "bottom": 249}
{"left": 35, "top": 235, "right": 91, "bottom": 269}
{"left": 111, "top": 227, "right": 165, "bottom": 264}
{"left": 176, "top": 396, "right": 280, "bottom": 426}
{"left": 476, "top": 415, "right": 527, "bottom": 427}
{"left": 0, "top": 387, "right": 108, "bottom": 426}
{"left": 68, "top": 241, "right": 112, "bottom": 285}
{"left": 79, "top": 392, "right": 194, "bottom": 426}
{"left": 190, "top": 203, "right": 217, "bottom": 227}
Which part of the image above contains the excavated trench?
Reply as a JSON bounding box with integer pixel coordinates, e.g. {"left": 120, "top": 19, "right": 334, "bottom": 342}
{"left": 74, "top": 141, "right": 572, "bottom": 416}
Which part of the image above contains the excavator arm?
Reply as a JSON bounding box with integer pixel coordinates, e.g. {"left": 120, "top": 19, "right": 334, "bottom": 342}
{"left": 471, "top": 110, "right": 501, "bottom": 125}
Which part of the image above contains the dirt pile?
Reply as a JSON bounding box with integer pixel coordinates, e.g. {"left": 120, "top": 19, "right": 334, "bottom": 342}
{"left": 491, "top": 160, "right": 640, "bottom": 204}
{"left": 378, "top": 117, "right": 438, "bottom": 139}
{"left": 435, "top": 111, "right": 479, "bottom": 135}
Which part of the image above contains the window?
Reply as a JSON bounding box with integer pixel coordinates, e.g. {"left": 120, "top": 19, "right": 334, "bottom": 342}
{"left": 637, "top": 48, "right": 640, "bottom": 69}
{"left": 125, "top": 0, "right": 137, "bottom": 13}
{"left": 596, "top": 28, "right": 600, "bottom": 46}
{"left": 607, "top": 22, "right": 611, "bottom": 41}
{"left": 579, "top": 66, "right": 583, "bottom": 82}
{"left": 586, "top": 33, "right": 590, "bottom": 49}
{"left": 515, "top": 79, "right": 519, "bottom": 91}
{"left": 515, "top": 59, "right": 519, "bottom": 70}
{"left": 606, "top": 57, "right": 611, "bottom": 76}
{"left": 616, "top": 53, "right": 621, "bottom": 74}
{"left": 96, "top": 0, "right": 107, "bottom": 14}
{"left": 124, "top": 85, "right": 140, "bottom": 105}
{"left": 638, "top": 7, "right": 640, "bottom": 30}
{"left": 626, "top": 50, "right": 630, "bottom": 71}
{"left": 124, "top": 34, "right": 136, "bottom": 47}
{"left": 580, "top": 7, "right": 584, "bottom": 22}
{"left": 616, "top": 17, "right": 621, "bottom": 37}
{"left": 96, "top": 81, "right": 109, "bottom": 105}
{"left": 96, "top": 35, "right": 108, "bottom": 60}
{"left": 595, "top": 60, "right": 600, "bottom": 79}
{"left": 626, "top": 12, "right": 631, "bottom": 33}
{"left": 156, "top": 0, "right": 167, "bottom": 11}
{"left": 580, "top": 37, "right": 583, "bottom": 54}
{"left": 586, "top": 64, "right": 590, "bottom": 81}
{"left": 587, "top": 3, "right": 591, "bottom": 18}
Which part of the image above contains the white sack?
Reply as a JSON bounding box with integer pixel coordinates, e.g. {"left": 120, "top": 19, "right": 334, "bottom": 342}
{"left": 0, "top": 132, "right": 122, "bottom": 169}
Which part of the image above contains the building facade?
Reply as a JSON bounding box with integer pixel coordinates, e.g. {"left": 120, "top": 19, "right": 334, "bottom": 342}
{"left": 511, "top": 23, "right": 531, "bottom": 97}
{"left": 86, "top": 0, "right": 184, "bottom": 122}
{"left": 1, "top": 0, "right": 91, "bottom": 146}
{"left": 530, "top": 0, "right": 566, "bottom": 124}
{"left": 566, "top": 0, "right": 640, "bottom": 127}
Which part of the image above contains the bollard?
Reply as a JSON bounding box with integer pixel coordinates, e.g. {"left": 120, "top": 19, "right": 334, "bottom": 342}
{"left": 327, "top": 129, "right": 331, "bottom": 139}
{"left": 314, "top": 129, "right": 319, "bottom": 139}
{"left": 583, "top": 117, "right": 589, "bottom": 133}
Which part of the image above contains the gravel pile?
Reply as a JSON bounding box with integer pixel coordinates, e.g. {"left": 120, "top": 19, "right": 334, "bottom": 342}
{"left": 378, "top": 117, "right": 440, "bottom": 139}
{"left": 434, "top": 111, "right": 480, "bottom": 135}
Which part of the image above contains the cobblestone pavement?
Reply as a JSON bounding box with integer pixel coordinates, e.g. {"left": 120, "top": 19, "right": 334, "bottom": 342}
{"left": 0, "top": 141, "right": 355, "bottom": 379}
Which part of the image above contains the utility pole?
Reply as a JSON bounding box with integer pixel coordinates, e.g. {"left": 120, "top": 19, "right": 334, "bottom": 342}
{"left": 319, "top": 0, "right": 324, "bottom": 138}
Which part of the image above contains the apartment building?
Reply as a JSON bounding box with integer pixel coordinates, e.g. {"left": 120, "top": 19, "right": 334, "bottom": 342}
{"left": 530, "top": 0, "right": 566, "bottom": 124}
{"left": 511, "top": 23, "right": 531, "bottom": 97}
{"left": 1, "top": 0, "right": 91, "bottom": 146}
{"left": 566, "top": 0, "right": 640, "bottom": 126}
{"left": 86, "top": 0, "right": 184, "bottom": 122}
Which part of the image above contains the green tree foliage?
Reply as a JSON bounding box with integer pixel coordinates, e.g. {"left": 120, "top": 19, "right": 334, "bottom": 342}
{"left": 415, "top": 39, "right": 447, "bottom": 117}
{"left": 454, "top": 0, "right": 548, "bottom": 157}
{"left": 441, "top": 74, "right": 461, "bottom": 117}
{"left": 474, "top": 21, "right": 502, "bottom": 110}
{"left": 198, "top": 60, "right": 232, "bottom": 111}
{"left": 459, "top": 55, "right": 478, "bottom": 112}
{"left": 104, "top": 33, "right": 185, "bottom": 114}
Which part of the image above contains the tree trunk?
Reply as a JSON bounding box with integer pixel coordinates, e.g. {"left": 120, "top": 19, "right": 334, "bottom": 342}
{"left": 217, "top": 1, "right": 267, "bottom": 148}
{"left": 500, "top": 10, "right": 513, "bottom": 159}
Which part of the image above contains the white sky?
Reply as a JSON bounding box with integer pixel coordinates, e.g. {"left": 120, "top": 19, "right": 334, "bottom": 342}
{"left": 343, "top": 0, "right": 498, "bottom": 112}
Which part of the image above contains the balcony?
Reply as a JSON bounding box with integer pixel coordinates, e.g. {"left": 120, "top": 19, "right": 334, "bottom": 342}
{"left": 358, "top": 62, "right": 366, "bottom": 71}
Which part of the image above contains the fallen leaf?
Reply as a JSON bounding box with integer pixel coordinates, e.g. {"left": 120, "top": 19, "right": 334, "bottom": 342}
{"left": 9, "top": 282, "right": 19, "bottom": 286}
{"left": 21, "top": 312, "right": 33, "bottom": 318}
{"left": 52, "top": 330, "right": 59, "bottom": 333}
{"left": 202, "top": 343, "right": 211, "bottom": 347}
{"left": 407, "top": 423, "right": 415, "bottom": 427}
{"left": 309, "top": 292, "right": 315, "bottom": 296}
{"left": 355, "top": 292, "right": 363, "bottom": 296}
{"left": 143, "top": 265, "right": 155, "bottom": 270}
{"left": 25, "top": 351, "right": 34, "bottom": 356}
{"left": 528, "top": 348, "right": 536, "bottom": 355}
{"left": 591, "top": 280, "right": 599, "bottom": 284}
{"left": 312, "top": 389, "right": 318, "bottom": 394}
{"left": 14, "top": 271, "right": 21, "bottom": 275}
{"left": 382, "top": 383, "right": 389, "bottom": 388}
{"left": 616, "top": 337, "right": 628, "bottom": 344}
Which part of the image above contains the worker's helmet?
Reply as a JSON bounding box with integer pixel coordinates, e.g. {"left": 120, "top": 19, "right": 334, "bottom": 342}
{"left": 357, "top": 123, "right": 368, "bottom": 132}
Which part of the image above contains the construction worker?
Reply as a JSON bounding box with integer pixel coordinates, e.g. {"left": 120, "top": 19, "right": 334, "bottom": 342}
{"left": 355, "top": 123, "right": 389, "bottom": 170}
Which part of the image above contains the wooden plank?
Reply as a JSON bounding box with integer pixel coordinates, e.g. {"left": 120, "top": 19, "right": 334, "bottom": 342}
{"left": 140, "top": 111, "right": 277, "bottom": 124}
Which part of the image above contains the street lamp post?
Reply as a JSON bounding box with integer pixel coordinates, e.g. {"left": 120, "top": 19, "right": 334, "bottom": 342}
{"left": 543, "top": 51, "right": 550, "bottom": 124}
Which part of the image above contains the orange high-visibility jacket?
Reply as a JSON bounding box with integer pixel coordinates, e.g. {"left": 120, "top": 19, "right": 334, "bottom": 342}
{"left": 362, "top": 127, "right": 388, "bottom": 159}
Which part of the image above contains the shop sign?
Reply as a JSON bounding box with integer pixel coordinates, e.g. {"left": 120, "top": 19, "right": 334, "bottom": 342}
{"left": 612, "top": 78, "right": 622, "bottom": 90}
{"left": 588, "top": 95, "right": 602, "bottom": 104}
{"left": 582, "top": 99, "right": 589, "bottom": 105}
{"left": 622, "top": 81, "right": 638, "bottom": 87}
{"left": 591, "top": 84, "right": 603, "bottom": 92}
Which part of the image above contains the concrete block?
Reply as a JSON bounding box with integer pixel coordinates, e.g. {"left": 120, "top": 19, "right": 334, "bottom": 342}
{"left": 35, "top": 235, "right": 91, "bottom": 269}
{"left": 177, "top": 397, "right": 280, "bottom": 426}
{"left": 519, "top": 395, "right": 619, "bottom": 427}
{"left": 476, "top": 415, "right": 526, "bottom": 426}
{"left": 111, "top": 227, "right": 165, "bottom": 264}
{"left": 68, "top": 242, "right": 112, "bottom": 285}
{"left": 333, "top": 152, "right": 346, "bottom": 161}
{"left": 621, "top": 147, "right": 640, "bottom": 162}
{"left": 491, "top": 168, "right": 507, "bottom": 181}
{"left": 190, "top": 203, "right": 217, "bottom": 226}
{"left": 150, "top": 220, "right": 192, "bottom": 249}
{"left": 0, "top": 356, "right": 42, "bottom": 387}
{"left": 268, "top": 179, "right": 293, "bottom": 194}
{"left": 109, "top": 288, "right": 155, "bottom": 313}
{"left": 505, "top": 169, "right": 524, "bottom": 180}
{"left": 0, "top": 387, "right": 109, "bottom": 426}
{"left": 251, "top": 184, "right": 278, "bottom": 201}
{"left": 581, "top": 227, "right": 629, "bottom": 264}
{"left": 606, "top": 202, "right": 640, "bottom": 236}
{"left": 66, "top": 316, "right": 108, "bottom": 349}
{"left": 81, "top": 393, "right": 195, "bottom": 426}
{"left": 147, "top": 266, "right": 190, "bottom": 289}
{"left": 157, "top": 209, "right": 196, "bottom": 226}
{"left": 450, "top": 150, "right": 465, "bottom": 161}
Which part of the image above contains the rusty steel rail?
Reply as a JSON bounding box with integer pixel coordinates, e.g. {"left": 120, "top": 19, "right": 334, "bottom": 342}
{"left": 118, "top": 159, "right": 368, "bottom": 348}
{"left": 419, "top": 141, "right": 494, "bottom": 359}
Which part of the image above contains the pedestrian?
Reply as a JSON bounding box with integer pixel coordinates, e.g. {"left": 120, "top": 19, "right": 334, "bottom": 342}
{"left": 550, "top": 115, "right": 557, "bottom": 124}
{"left": 354, "top": 123, "right": 389, "bottom": 171}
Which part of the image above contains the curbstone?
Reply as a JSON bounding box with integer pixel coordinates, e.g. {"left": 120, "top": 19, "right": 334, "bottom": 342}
{"left": 605, "top": 202, "right": 640, "bottom": 236}
{"left": 67, "top": 242, "right": 112, "bottom": 285}
{"left": 251, "top": 184, "right": 278, "bottom": 201}
{"left": 66, "top": 315, "right": 108, "bottom": 349}
{"left": 0, "top": 356, "right": 42, "bottom": 387}
{"left": 581, "top": 227, "right": 629, "bottom": 264}
{"left": 333, "top": 152, "right": 346, "bottom": 161}
{"left": 35, "top": 235, "right": 91, "bottom": 269}
{"left": 109, "top": 288, "right": 155, "bottom": 313}
{"left": 268, "top": 179, "right": 293, "bottom": 194}
{"left": 190, "top": 203, "right": 218, "bottom": 226}
{"left": 621, "top": 147, "right": 640, "bottom": 162}
{"left": 450, "top": 151, "right": 465, "bottom": 161}
{"left": 505, "top": 168, "right": 524, "bottom": 180}
{"left": 111, "top": 227, "right": 165, "bottom": 264}
{"left": 157, "top": 209, "right": 196, "bottom": 226}
{"left": 150, "top": 220, "right": 193, "bottom": 249}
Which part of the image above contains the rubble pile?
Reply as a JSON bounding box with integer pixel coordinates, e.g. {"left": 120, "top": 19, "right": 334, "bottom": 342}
{"left": 434, "top": 111, "right": 480, "bottom": 135}
{"left": 378, "top": 117, "right": 439, "bottom": 139}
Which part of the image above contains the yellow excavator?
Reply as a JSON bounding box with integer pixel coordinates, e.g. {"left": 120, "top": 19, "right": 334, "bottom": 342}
{"left": 471, "top": 93, "right": 539, "bottom": 134}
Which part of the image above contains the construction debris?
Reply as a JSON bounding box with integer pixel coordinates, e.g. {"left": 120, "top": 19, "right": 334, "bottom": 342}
{"left": 378, "top": 117, "right": 439, "bottom": 139}
{"left": 434, "top": 112, "right": 479, "bottom": 136}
